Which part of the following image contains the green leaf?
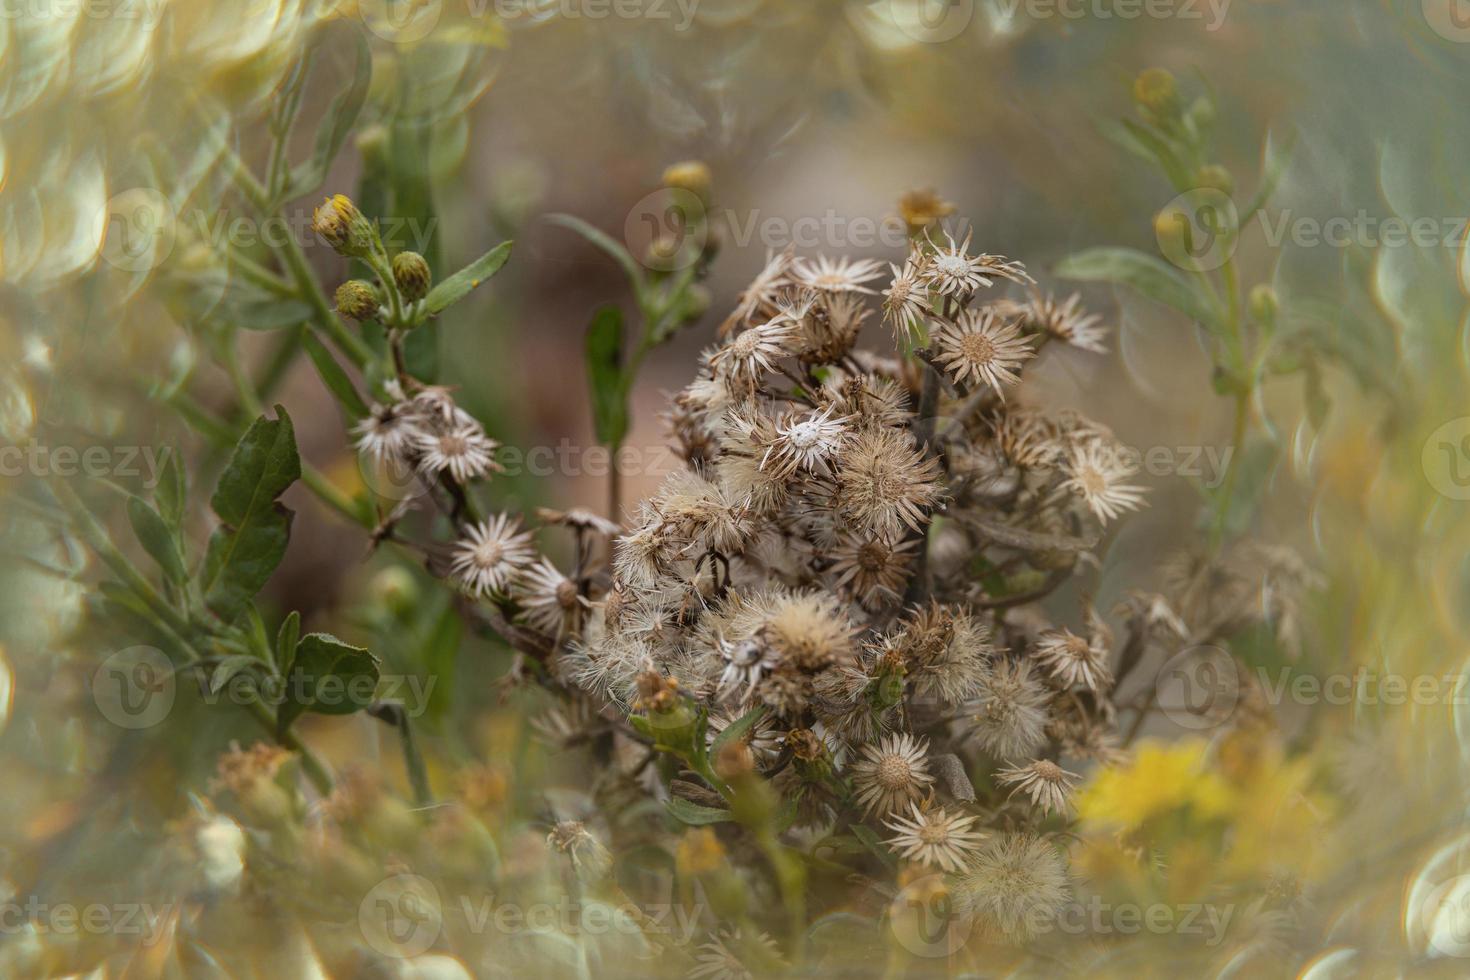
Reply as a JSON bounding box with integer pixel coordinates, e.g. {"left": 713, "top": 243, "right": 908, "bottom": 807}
{"left": 209, "top": 654, "right": 265, "bottom": 696}
{"left": 1242, "top": 133, "right": 1295, "bottom": 222}
{"left": 1056, "top": 247, "right": 1222, "bottom": 332}
{"left": 665, "top": 797, "right": 734, "bottom": 826}
{"left": 301, "top": 331, "right": 368, "bottom": 419}
{"left": 156, "top": 449, "right": 185, "bottom": 529}
{"left": 849, "top": 824, "right": 897, "bottom": 871}
{"left": 421, "top": 602, "right": 462, "bottom": 724}
{"left": 424, "top": 240, "right": 513, "bottom": 315}
{"left": 276, "top": 610, "right": 301, "bottom": 671}
{"left": 278, "top": 632, "right": 381, "bottom": 735}
{"left": 1100, "top": 118, "right": 1193, "bottom": 189}
{"left": 288, "top": 31, "right": 373, "bottom": 197}
{"left": 585, "top": 305, "right": 628, "bottom": 449}
{"left": 126, "top": 495, "right": 187, "bottom": 585}
{"left": 710, "top": 706, "right": 766, "bottom": 757}
{"left": 200, "top": 408, "right": 301, "bottom": 622}
{"left": 547, "top": 213, "right": 644, "bottom": 292}
{"left": 230, "top": 296, "right": 315, "bottom": 332}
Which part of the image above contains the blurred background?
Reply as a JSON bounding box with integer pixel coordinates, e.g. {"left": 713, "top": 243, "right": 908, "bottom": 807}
{"left": 2, "top": 0, "right": 1470, "bottom": 975}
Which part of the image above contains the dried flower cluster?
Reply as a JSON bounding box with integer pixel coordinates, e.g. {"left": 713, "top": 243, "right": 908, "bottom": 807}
{"left": 327, "top": 211, "right": 1321, "bottom": 950}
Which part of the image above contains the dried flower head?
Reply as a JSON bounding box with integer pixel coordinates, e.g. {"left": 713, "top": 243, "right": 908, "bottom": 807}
{"left": 414, "top": 421, "right": 501, "bottom": 483}
{"left": 884, "top": 800, "right": 989, "bottom": 872}
{"left": 932, "top": 310, "right": 1034, "bottom": 395}
{"left": 920, "top": 227, "right": 1032, "bottom": 298}
{"left": 1034, "top": 628, "right": 1112, "bottom": 692}
{"left": 963, "top": 659, "right": 1051, "bottom": 761}
{"left": 1060, "top": 440, "right": 1147, "bottom": 523}
{"left": 833, "top": 426, "right": 944, "bottom": 537}
{"left": 450, "top": 514, "right": 536, "bottom": 596}
{"left": 793, "top": 254, "right": 886, "bottom": 295}
{"left": 851, "top": 732, "right": 936, "bottom": 816}
{"left": 996, "top": 759, "right": 1081, "bottom": 814}
{"left": 957, "top": 834, "right": 1070, "bottom": 942}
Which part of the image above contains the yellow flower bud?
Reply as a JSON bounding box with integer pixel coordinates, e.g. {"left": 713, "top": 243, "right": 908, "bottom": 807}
{"left": 1133, "top": 68, "right": 1179, "bottom": 117}
{"left": 1193, "top": 164, "right": 1234, "bottom": 196}
{"left": 1249, "top": 284, "right": 1279, "bottom": 325}
{"left": 391, "top": 251, "right": 432, "bottom": 303}
{"left": 312, "top": 194, "right": 375, "bottom": 258}
{"left": 334, "top": 279, "right": 380, "bottom": 320}
{"left": 661, "top": 160, "right": 712, "bottom": 203}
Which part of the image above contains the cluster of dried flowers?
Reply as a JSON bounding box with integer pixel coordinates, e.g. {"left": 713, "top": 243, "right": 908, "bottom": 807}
{"left": 341, "top": 214, "right": 1316, "bottom": 947}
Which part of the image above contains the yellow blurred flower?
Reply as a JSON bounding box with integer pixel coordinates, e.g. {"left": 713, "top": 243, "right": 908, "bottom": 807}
{"left": 1075, "top": 738, "right": 1234, "bottom": 832}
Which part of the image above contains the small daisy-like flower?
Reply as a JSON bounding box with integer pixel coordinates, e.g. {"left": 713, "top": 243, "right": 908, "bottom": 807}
{"left": 710, "top": 318, "right": 798, "bottom": 385}
{"left": 963, "top": 659, "right": 1051, "bottom": 761}
{"left": 956, "top": 834, "right": 1069, "bottom": 943}
{"left": 513, "top": 558, "right": 587, "bottom": 637}
{"left": 761, "top": 405, "right": 849, "bottom": 477}
{"left": 1060, "top": 441, "right": 1147, "bottom": 523}
{"left": 932, "top": 310, "right": 1034, "bottom": 395}
{"left": 714, "top": 632, "right": 780, "bottom": 700}
{"left": 834, "top": 426, "right": 944, "bottom": 537}
{"left": 884, "top": 801, "right": 988, "bottom": 872}
{"left": 829, "top": 533, "right": 917, "bottom": 608}
{"left": 1021, "top": 290, "right": 1108, "bottom": 353}
{"left": 534, "top": 506, "right": 622, "bottom": 537}
{"left": 882, "top": 255, "right": 931, "bottom": 341}
{"left": 414, "top": 422, "right": 502, "bottom": 483}
{"left": 690, "top": 928, "right": 784, "bottom": 980}
{"left": 1034, "top": 628, "right": 1112, "bottom": 692}
{"left": 850, "top": 732, "right": 935, "bottom": 816}
{"left": 920, "top": 228, "right": 1032, "bottom": 298}
{"left": 450, "top": 514, "right": 536, "bottom": 597}
{"left": 793, "top": 254, "right": 886, "bottom": 295}
{"left": 352, "top": 401, "right": 422, "bottom": 464}
{"left": 995, "top": 759, "right": 1081, "bottom": 814}
{"left": 720, "top": 246, "right": 794, "bottom": 337}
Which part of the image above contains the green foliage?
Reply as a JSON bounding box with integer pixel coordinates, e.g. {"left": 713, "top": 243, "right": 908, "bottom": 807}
{"left": 585, "top": 305, "right": 629, "bottom": 449}
{"left": 425, "top": 240, "right": 514, "bottom": 315}
{"left": 200, "top": 409, "right": 301, "bottom": 622}
{"left": 1056, "top": 247, "right": 1222, "bottom": 332}
{"left": 277, "top": 632, "right": 382, "bottom": 735}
